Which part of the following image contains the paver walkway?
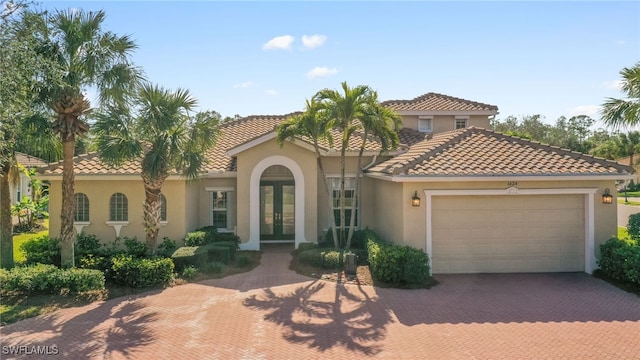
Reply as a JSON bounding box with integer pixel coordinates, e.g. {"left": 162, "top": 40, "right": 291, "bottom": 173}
{"left": 2, "top": 244, "right": 639, "bottom": 359}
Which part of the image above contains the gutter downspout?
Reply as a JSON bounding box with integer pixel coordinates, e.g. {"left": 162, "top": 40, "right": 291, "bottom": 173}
{"left": 363, "top": 155, "right": 378, "bottom": 171}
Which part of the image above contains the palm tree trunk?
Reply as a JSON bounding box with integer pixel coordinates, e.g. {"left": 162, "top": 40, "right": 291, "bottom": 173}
{"left": 346, "top": 135, "right": 368, "bottom": 250}
{"left": 60, "top": 136, "right": 76, "bottom": 268}
{"left": 141, "top": 173, "right": 165, "bottom": 251}
{"left": 0, "top": 166, "right": 14, "bottom": 269}
{"left": 339, "top": 137, "right": 348, "bottom": 248}
{"left": 314, "top": 145, "right": 339, "bottom": 249}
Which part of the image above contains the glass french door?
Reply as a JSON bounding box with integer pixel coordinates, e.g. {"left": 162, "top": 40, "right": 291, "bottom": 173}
{"left": 260, "top": 181, "right": 295, "bottom": 240}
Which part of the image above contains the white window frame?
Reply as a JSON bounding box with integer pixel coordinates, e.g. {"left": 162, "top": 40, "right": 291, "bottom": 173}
{"left": 74, "top": 193, "right": 90, "bottom": 222}
{"left": 418, "top": 116, "right": 433, "bottom": 133}
{"left": 328, "top": 176, "right": 360, "bottom": 229}
{"left": 109, "top": 192, "right": 128, "bottom": 222}
{"left": 206, "top": 187, "right": 235, "bottom": 233}
{"left": 159, "top": 193, "right": 167, "bottom": 225}
{"left": 455, "top": 116, "right": 469, "bottom": 129}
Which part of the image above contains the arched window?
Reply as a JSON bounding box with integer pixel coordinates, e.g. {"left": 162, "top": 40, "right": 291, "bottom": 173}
{"left": 159, "top": 193, "right": 167, "bottom": 222}
{"left": 74, "top": 193, "right": 89, "bottom": 222}
{"left": 109, "top": 193, "right": 128, "bottom": 221}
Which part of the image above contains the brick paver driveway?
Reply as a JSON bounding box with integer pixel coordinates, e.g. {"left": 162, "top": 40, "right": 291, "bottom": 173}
{"left": 2, "top": 245, "right": 639, "bottom": 359}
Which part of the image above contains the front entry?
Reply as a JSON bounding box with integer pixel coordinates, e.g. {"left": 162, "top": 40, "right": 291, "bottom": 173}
{"left": 260, "top": 181, "right": 295, "bottom": 241}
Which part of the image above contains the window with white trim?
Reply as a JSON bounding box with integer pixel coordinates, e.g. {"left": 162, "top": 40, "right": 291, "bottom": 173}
{"left": 329, "top": 177, "right": 359, "bottom": 228}
{"left": 455, "top": 116, "right": 469, "bottom": 129}
{"left": 211, "top": 191, "right": 228, "bottom": 229}
{"left": 418, "top": 116, "right": 433, "bottom": 133}
{"left": 109, "top": 193, "right": 128, "bottom": 221}
{"left": 159, "top": 193, "right": 167, "bottom": 222}
{"left": 74, "top": 193, "right": 89, "bottom": 222}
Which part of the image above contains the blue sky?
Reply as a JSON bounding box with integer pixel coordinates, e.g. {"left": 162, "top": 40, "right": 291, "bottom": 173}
{"left": 42, "top": 1, "right": 639, "bottom": 126}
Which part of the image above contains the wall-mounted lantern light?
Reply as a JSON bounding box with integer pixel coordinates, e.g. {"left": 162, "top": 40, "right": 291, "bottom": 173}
{"left": 411, "top": 191, "right": 421, "bottom": 207}
{"left": 602, "top": 188, "right": 613, "bottom": 204}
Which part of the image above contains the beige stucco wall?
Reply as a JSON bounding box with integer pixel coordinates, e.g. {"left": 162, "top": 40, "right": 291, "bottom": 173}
{"left": 195, "top": 177, "right": 237, "bottom": 230}
{"left": 47, "top": 178, "right": 189, "bottom": 245}
{"left": 367, "top": 179, "right": 618, "bottom": 263}
{"left": 401, "top": 114, "right": 490, "bottom": 134}
{"left": 235, "top": 139, "right": 318, "bottom": 245}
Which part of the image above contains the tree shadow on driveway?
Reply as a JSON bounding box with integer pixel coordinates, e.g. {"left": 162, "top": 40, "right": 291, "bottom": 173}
{"left": 379, "top": 273, "right": 640, "bottom": 326}
{"left": 1, "top": 292, "right": 159, "bottom": 359}
{"left": 243, "top": 280, "right": 393, "bottom": 356}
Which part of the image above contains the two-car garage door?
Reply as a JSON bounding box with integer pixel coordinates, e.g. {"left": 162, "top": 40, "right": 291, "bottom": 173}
{"left": 431, "top": 194, "right": 585, "bottom": 274}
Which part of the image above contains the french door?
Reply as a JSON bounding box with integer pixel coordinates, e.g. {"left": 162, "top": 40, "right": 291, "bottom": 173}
{"left": 260, "top": 181, "right": 295, "bottom": 241}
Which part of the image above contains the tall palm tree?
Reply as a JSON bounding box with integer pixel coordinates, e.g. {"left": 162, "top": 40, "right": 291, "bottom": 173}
{"left": 276, "top": 99, "right": 340, "bottom": 248}
{"left": 39, "top": 9, "right": 142, "bottom": 267}
{"left": 601, "top": 62, "right": 640, "bottom": 129}
{"left": 313, "top": 82, "right": 378, "bottom": 248}
{"left": 616, "top": 131, "right": 640, "bottom": 167}
{"left": 345, "top": 93, "right": 401, "bottom": 248}
{"left": 94, "top": 83, "right": 220, "bottom": 249}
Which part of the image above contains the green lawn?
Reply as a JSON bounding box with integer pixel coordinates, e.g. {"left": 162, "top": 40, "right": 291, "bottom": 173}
{"left": 618, "top": 199, "right": 640, "bottom": 206}
{"left": 618, "top": 226, "right": 630, "bottom": 240}
{"left": 12, "top": 219, "right": 49, "bottom": 263}
{"left": 618, "top": 191, "right": 640, "bottom": 197}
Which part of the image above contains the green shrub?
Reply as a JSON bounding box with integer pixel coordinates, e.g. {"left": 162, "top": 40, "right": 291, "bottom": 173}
{"left": 202, "top": 261, "right": 224, "bottom": 274}
{"left": 156, "top": 237, "right": 177, "bottom": 258}
{"left": 184, "top": 231, "right": 208, "bottom": 246}
{"left": 205, "top": 245, "right": 232, "bottom": 264}
{"left": 297, "top": 242, "right": 318, "bottom": 251}
{"left": 599, "top": 237, "right": 640, "bottom": 285}
{"left": 0, "top": 264, "right": 105, "bottom": 294}
{"left": 123, "top": 237, "right": 149, "bottom": 258}
{"left": 75, "top": 233, "right": 102, "bottom": 261}
{"left": 628, "top": 214, "right": 640, "bottom": 241}
{"left": 235, "top": 253, "right": 252, "bottom": 267}
{"left": 367, "top": 234, "right": 430, "bottom": 286}
{"left": 212, "top": 232, "right": 240, "bottom": 246}
{"left": 298, "top": 248, "right": 345, "bottom": 269}
{"left": 111, "top": 255, "right": 174, "bottom": 288}
{"left": 181, "top": 265, "right": 198, "bottom": 279}
{"left": 20, "top": 236, "right": 61, "bottom": 267}
{"left": 210, "top": 241, "right": 237, "bottom": 259}
{"left": 171, "top": 246, "right": 207, "bottom": 271}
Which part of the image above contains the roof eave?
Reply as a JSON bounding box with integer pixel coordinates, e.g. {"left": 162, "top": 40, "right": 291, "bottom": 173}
{"left": 365, "top": 173, "right": 634, "bottom": 182}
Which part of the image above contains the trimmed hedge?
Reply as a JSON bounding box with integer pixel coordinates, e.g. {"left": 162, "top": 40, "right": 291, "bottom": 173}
{"left": 598, "top": 237, "right": 640, "bottom": 285}
{"left": 184, "top": 231, "right": 208, "bottom": 246}
{"left": 297, "top": 249, "right": 345, "bottom": 269}
{"left": 184, "top": 227, "right": 241, "bottom": 247}
{"left": 20, "top": 236, "right": 61, "bottom": 267}
{"left": 111, "top": 255, "right": 174, "bottom": 288}
{"left": 367, "top": 231, "right": 430, "bottom": 286}
{"left": 0, "top": 264, "right": 105, "bottom": 294}
{"left": 628, "top": 214, "right": 640, "bottom": 241}
{"left": 171, "top": 243, "right": 233, "bottom": 272}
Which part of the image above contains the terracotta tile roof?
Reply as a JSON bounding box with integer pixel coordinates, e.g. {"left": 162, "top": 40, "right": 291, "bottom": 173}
{"left": 16, "top": 152, "right": 47, "bottom": 168}
{"left": 368, "top": 127, "right": 632, "bottom": 177}
{"left": 38, "top": 152, "right": 143, "bottom": 175}
{"left": 40, "top": 113, "right": 406, "bottom": 175}
{"left": 382, "top": 93, "right": 498, "bottom": 112}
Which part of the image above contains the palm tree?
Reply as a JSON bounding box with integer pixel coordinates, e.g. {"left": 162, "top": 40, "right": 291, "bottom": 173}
{"left": 314, "top": 82, "right": 391, "bottom": 248}
{"left": 616, "top": 131, "right": 640, "bottom": 167}
{"left": 94, "top": 83, "right": 220, "bottom": 249}
{"left": 345, "top": 94, "right": 401, "bottom": 248}
{"left": 276, "top": 99, "right": 340, "bottom": 248}
{"left": 601, "top": 62, "right": 640, "bottom": 129}
{"left": 39, "top": 9, "right": 142, "bottom": 267}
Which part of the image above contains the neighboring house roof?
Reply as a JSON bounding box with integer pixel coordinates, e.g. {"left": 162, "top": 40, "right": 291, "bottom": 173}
{"left": 38, "top": 152, "right": 143, "bottom": 175}
{"left": 382, "top": 93, "right": 498, "bottom": 113}
{"left": 368, "top": 127, "right": 632, "bottom": 177}
{"left": 16, "top": 152, "right": 47, "bottom": 168}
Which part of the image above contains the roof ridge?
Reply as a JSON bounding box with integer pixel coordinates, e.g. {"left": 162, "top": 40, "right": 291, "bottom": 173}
{"left": 482, "top": 128, "right": 633, "bottom": 173}
{"left": 381, "top": 92, "right": 498, "bottom": 110}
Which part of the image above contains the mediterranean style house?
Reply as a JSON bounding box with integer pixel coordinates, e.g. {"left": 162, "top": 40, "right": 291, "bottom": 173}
{"left": 4, "top": 152, "right": 48, "bottom": 205}
{"left": 38, "top": 93, "right": 633, "bottom": 274}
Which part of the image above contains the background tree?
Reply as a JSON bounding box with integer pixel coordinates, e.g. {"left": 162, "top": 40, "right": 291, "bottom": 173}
{"left": 38, "top": 9, "right": 143, "bottom": 267}
{"left": 0, "top": 1, "right": 59, "bottom": 268}
{"left": 601, "top": 62, "right": 640, "bottom": 129}
{"left": 276, "top": 100, "right": 340, "bottom": 248}
{"left": 94, "top": 84, "right": 220, "bottom": 249}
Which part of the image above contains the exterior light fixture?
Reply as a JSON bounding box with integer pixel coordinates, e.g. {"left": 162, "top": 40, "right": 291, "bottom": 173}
{"left": 411, "top": 191, "right": 421, "bottom": 207}
{"left": 602, "top": 188, "right": 613, "bottom": 204}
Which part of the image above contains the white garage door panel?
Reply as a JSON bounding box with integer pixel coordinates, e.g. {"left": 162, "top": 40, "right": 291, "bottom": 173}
{"left": 432, "top": 195, "right": 585, "bottom": 274}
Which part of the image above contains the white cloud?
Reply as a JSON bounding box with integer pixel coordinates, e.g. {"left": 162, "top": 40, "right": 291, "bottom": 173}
{"left": 603, "top": 80, "right": 623, "bottom": 91}
{"left": 264, "top": 89, "right": 279, "bottom": 96}
{"left": 567, "top": 105, "right": 600, "bottom": 117}
{"left": 301, "top": 34, "right": 327, "bottom": 49}
{"left": 307, "top": 66, "right": 338, "bottom": 79}
{"left": 233, "top": 81, "right": 258, "bottom": 89}
{"left": 262, "top": 35, "right": 294, "bottom": 50}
